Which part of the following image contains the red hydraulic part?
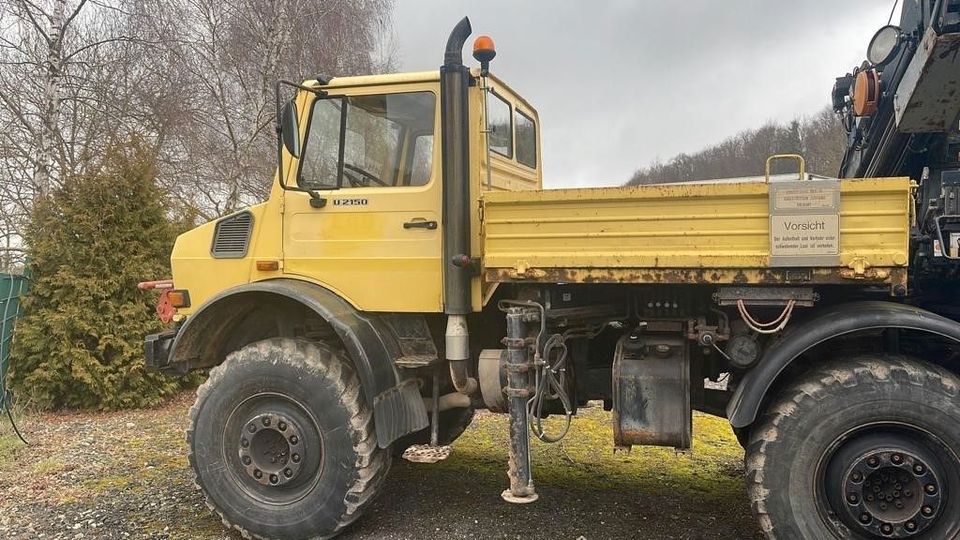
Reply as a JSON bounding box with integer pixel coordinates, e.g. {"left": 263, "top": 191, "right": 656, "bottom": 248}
{"left": 138, "top": 279, "right": 176, "bottom": 324}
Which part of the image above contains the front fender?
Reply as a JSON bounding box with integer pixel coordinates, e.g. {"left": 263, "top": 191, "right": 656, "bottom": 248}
{"left": 727, "top": 301, "right": 960, "bottom": 429}
{"left": 164, "top": 278, "right": 428, "bottom": 447}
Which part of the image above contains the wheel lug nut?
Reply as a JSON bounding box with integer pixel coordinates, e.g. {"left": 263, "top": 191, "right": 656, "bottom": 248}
{"left": 867, "top": 456, "right": 880, "bottom": 467}
{"left": 925, "top": 483, "right": 938, "bottom": 495}
{"left": 262, "top": 417, "right": 271, "bottom": 427}
{"left": 880, "top": 523, "right": 893, "bottom": 535}
{"left": 292, "top": 453, "right": 301, "bottom": 463}
{"left": 278, "top": 421, "right": 287, "bottom": 431}
{"left": 921, "top": 505, "right": 934, "bottom": 516}
{"left": 866, "top": 495, "right": 875, "bottom": 502}
{"left": 269, "top": 474, "right": 278, "bottom": 484}
{"left": 880, "top": 502, "right": 888, "bottom": 510}
{"left": 242, "top": 456, "right": 251, "bottom": 465}
{"left": 895, "top": 501, "right": 903, "bottom": 509}
{"left": 913, "top": 464, "right": 925, "bottom": 475}
{"left": 860, "top": 513, "right": 872, "bottom": 524}
{"left": 847, "top": 493, "right": 859, "bottom": 504}
{"left": 852, "top": 471, "right": 864, "bottom": 482}
{"left": 253, "top": 469, "right": 262, "bottom": 479}
{"left": 904, "top": 490, "right": 912, "bottom": 497}
{"left": 247, "top": 424, "right": 256, "bottom": 433}
{"left": 891, "top": 453, "right": 903, "bottom": 464}
{"left": 290, "top": 435, "right": 299, "bottom": 445}
{"left": 284, "top": 468, "right": 293, "bottom": 478}
{"left": 241, "top": 438, "right": 249, "bottom": 448}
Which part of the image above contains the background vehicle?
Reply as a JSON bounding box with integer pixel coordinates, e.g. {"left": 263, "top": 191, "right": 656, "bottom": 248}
{"left": 143, "top": 5, "right": 960, "bottom": 539}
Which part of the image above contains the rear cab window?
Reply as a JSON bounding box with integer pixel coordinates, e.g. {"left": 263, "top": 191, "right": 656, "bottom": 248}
{"left": 488, "top": 92, "right": 512, "bottom": 158}
{"left": 515, "top": 109, "right": 537, "bottom": 168}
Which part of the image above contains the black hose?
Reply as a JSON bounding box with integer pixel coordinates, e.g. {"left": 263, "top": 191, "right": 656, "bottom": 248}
{"left": 527, "top": 334, "right": 573, "bottom": 443}
{"left": 2, "top": 392, "right": 28, "bottom": 445}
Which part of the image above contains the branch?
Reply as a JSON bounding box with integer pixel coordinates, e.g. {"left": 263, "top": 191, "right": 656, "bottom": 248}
{"left": 62, "top": 0, "right": 92, "bottom": 32}
{"left": 63, "top": 35, "right": 138, "bottom": 61}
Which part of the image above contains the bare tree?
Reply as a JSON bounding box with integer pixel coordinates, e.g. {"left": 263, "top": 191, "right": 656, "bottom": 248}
{"left": 137, "top": 0, "right": 394, "bottom": 218}
{"left": 0, "top": 0, "right": 395, "bottom": 252}
{"left": 0, "top": 0, "right": 147, "bottom": 248}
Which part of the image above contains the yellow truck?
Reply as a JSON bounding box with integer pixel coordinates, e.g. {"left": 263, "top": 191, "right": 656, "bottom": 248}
{"left": 143, "top": 16, "right": 960, "bottom": 540}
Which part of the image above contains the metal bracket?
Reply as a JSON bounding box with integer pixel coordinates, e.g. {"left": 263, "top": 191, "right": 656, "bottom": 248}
{"left": 714, "top": 286, "right": 818, "bottom": 307}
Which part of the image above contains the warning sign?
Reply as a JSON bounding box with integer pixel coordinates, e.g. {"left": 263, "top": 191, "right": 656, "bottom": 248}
{"left": 769, "top": 181, "right": 841, "bottom": 267}
{"left": 771, "top": 214, "right": 839, "bottom": 256}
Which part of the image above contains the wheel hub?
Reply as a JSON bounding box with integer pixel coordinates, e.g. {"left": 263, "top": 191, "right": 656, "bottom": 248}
{"left": 238, "top": 412, "right": 305, "bottom": 487}
{"left": 839, "top": 449, "right": 943, "bottom": 538}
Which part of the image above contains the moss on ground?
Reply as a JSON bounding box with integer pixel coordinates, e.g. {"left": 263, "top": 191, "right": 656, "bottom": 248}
{"left": 436, "top": 406, "right": 745, "bottom": 501}
{"left": 0, "top": 433, "right": 20, "bottom": 470}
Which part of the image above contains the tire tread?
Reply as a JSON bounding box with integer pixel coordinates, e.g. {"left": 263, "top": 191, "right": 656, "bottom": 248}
{"left": 186, "top": 337, "right": 389, "bottom": 540}
{"left": 746, "top": 355, "right": 960, "bottom": 539}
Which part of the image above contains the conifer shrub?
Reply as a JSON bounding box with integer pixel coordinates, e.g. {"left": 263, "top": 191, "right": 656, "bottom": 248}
{"left": 11, "top": 142, "right": 189, "bottom": 409}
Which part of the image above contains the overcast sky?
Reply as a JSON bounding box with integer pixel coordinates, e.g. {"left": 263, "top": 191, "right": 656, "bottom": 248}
{"left": 392, "top": 1, "right": 894, "bottom": 188}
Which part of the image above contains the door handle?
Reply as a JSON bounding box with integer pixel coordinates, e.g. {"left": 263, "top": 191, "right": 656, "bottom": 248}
{"left": 403, "top": 219, "right": 438, "bottom": 230}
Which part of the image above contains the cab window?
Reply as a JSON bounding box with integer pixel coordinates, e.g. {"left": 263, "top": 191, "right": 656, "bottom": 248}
{"left": 299, "top": 91, "right": 436, "bottom": 189}
{"left": 488, "top": 92, "right": 512, "bottom": 158}
{"left": 406, "top": 134, "right": 433, "bottom": 187}
{"left": 515, "top": 110, "right": 537, "bottom": 168}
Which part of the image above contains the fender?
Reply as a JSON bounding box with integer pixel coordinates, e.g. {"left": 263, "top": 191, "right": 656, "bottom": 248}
{"left": 164, "top": 278, "right": 428, "bottom": 447}
{"left": 727, "top": 301, "right": 960, "bottom": 429}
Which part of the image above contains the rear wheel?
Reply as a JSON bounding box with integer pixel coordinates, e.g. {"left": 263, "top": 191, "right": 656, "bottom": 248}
{"left": 188, "top": 338, "right": 389, "bottom": 540}
{"left": 746, "top": 355, "right": 960, "bottom": 539}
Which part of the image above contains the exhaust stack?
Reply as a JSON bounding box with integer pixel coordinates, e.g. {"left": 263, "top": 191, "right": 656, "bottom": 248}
{"left": 440, "top": 17, "right": 477, "bottom": 395}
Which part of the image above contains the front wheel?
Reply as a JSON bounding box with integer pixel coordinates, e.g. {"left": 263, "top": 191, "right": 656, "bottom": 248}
{"left": 187, "top": 338, "right": 390, "bottom": 540}
{"left": 746, "top": 355, "right": 960, "bottom": 539}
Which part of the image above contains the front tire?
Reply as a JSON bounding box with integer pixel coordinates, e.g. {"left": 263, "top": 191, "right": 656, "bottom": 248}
{"left": 187, "top": 338, "right": 389, "bottom": 540}
{"left": 746, "top": 355, "right": 960, "bottom": 539}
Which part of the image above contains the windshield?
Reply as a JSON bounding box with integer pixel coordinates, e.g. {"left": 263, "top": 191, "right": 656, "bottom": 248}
{"left": 299, "top": 91, "right": 436, "bottom": 189}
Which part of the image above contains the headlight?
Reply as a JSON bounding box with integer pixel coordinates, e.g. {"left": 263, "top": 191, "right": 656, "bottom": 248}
{"left": 867, "top": 25, "right": 903, "bottom": 67}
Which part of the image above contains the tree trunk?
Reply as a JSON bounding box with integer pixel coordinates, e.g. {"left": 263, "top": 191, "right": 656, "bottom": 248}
{"left": 35, "top": 0, "right": 67, "bottom": 198}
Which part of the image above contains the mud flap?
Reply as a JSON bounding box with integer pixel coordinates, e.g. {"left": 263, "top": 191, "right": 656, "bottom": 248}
{"left": 372, "top": 379, "right": 429, "bottom": 447}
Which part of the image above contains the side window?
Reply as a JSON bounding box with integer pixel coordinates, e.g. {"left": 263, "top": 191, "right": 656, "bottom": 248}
{"left": 515, "top": 110, "right": 537, "bottom": 168}
{"left": 408, "top": 135, "right": 433, "bottom": 187}
{"left": 488, "top": 92, "right": 512, "bottom": 158}
{"left": 299, "top": 91, "right": 435, "bottom": 189}
{"left": 300, "top": 99, "right": 343, "bottom": 190}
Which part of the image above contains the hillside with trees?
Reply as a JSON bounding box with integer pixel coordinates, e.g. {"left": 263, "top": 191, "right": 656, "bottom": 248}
{"left": 626, "top": 107, "right": 847, "bottom": 185}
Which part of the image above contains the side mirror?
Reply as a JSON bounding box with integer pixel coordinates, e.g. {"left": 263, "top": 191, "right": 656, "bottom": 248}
{"left": 280, "top": 99, "right": 301, "bottom": 158}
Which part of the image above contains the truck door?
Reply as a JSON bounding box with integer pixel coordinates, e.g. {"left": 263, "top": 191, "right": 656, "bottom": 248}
{"left": 282, "top": 88, "right": 443, "bottom": 312}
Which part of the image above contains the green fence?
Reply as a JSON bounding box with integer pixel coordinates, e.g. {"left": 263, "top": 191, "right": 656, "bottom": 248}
{"left": 1, "top": 271, "right": 28, "bottom": 407}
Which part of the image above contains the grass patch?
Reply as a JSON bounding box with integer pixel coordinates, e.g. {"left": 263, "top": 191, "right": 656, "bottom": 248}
{"left": 437, "top": 407, "right": 745, "bottom": 501}
{"left": 0, "top": 404, "right": 30, "bottom": 471}
{"left": 32, "top": 457, "right": 69, "bottom": 476}
{"left": 0, "top": 433, "right": 21, "bottom": 469}
{"left": 84, "top": 474, "right": 135, "bottom": 493}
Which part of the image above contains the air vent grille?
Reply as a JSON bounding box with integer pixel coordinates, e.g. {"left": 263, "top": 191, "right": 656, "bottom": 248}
{"left": 211, "top": 211, "right": 253, "bottom": 258}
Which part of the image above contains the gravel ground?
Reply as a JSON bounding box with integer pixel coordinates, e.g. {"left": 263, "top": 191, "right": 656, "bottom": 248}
{"left": 0, "top": 391, "right": 760, "bottom": 539}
